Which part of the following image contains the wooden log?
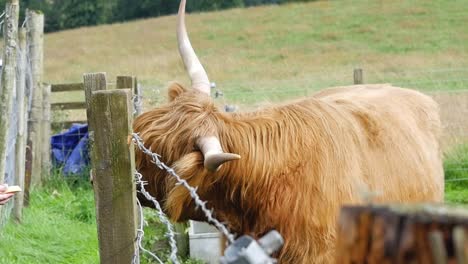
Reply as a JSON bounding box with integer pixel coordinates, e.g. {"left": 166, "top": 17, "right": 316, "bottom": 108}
{"left": 354, "top": 68, "right": 364, "bottom": 84}
{"left": 13, "top": 27, "right": 27, "bottom": 222}
{"left": 26, "top": 9, "right": 44, "bottom": 187}
{"left": 336, "top": 204, "right": 468, "bottom": 264}
{"left": 51, "top": 83, "right": 83, "bottom": 92}
{"left": 0, "top": 0, "right": 19, "bottom": 185}
{"left": 51, "top": 102, "right": 87, "bottom": 110}
{"left": 89, "top": 89, "right": 138, "bottom": 264}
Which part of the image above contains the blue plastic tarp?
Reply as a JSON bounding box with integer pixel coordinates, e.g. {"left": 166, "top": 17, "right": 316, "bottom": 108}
{"left": 51, "top": 123, "right": 89, "bottom": 175}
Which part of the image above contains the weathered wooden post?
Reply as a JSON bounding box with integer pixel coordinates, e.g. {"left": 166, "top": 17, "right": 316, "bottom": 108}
{"left": 83, "top": 73, "right": 107, "bottom": 186}
{"left": 354, "top": 68, "right": 364, "bottom": 84}
{"left": 116, "top": 75, "right": 142, "bottom": 116}
{"left": 13, "top": 27, "right": 28, "bottom": 222}
{"left": 87, "top": 85, "right": 138, "bottom": 264}
{"left": 0, "top": 0, "right": 19, "bottom": 187}
{"left": 336, "top": 204, "right": 468, "bottom": 264}
{"left": 25, "top": 9, "right": 44, "bottom": 187}
{"left": 41, "top": 83, "right": 51, "bottom": 178}
{"left": 84, "top": 73, "right": 107, "bottom": 130}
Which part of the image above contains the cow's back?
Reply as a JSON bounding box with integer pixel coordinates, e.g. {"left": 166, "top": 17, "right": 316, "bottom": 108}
{"left": 314, "top": 84, "right": 444, "bottom": 203}
{"left": 279, "top": 84, "right": 445, "bottom": 263}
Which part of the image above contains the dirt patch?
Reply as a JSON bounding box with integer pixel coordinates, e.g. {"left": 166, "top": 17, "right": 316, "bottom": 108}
{"left": 429, "top": 90, "right": 468, "bottom": 151}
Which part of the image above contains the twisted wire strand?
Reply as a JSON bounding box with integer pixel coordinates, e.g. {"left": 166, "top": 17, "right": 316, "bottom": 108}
{"left": 134, "top": 172, "right": 179, "bottom": 264}
{"left": 131, "top": 133, "right": 236, "bottom": 243}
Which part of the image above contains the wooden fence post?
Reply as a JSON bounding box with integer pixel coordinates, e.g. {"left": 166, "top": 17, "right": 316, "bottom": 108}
{"left": 116, "top": 75, "right": 142, "bottom": 116}
{"left": 41, "top": 84, "right": 51, "bottom": 178}
{"left": 116, "top": 76, "right": 135, "bottom": 90}
{"left": 83, "top": 73, "right": 107, "bottom": 184}
{"left": 84, "top": 73, "right": 107, "bottom": 132}
{"left": 88, "top": 87, "right": 138, "bottom": 264}
{"left": 354, "top": 68, "right": 364, "bottom": 84}
{"left": 26, "top": 9, "right": 44, "bottom": 187}
{"left": 13, "top": 27, "right": 27, "bottom": 222}
{"left": 0, "top": 0, "right": 19, "bottom": 186}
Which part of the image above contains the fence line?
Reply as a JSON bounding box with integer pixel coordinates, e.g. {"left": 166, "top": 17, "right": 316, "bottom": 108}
{"left": 0, "top": 2, "right": 45, "bottom": 226}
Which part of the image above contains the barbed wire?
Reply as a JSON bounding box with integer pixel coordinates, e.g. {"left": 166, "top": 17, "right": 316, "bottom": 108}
{"left": 134, "top": 171, "right": 179, "bottom": 264}
{"left": 133, "top": 198, "right": 164, "bottom": 264}
{"left": 131, "top": 133, "right": 236, "bottom": 244}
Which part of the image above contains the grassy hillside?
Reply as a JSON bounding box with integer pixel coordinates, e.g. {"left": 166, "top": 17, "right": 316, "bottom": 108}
{"left": 46, "top": 0, "right": 468, "bottom": 106}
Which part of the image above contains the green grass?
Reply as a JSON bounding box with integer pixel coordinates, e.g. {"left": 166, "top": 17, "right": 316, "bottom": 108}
{"left": 444, "top": 144, "right": 468, "bottom": 204}
{"left": 0, "top": 172, "right": 201, "bottom": 264}
{"left": 0, "top": 174, "right": 98, "bottom": 264}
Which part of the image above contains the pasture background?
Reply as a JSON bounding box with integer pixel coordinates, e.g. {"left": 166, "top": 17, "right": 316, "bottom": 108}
{"left": 0, "top": 0, "right": 467, "bottom": 263}
{"left": 48, "top": 0, "right": 468, "bottom": 148}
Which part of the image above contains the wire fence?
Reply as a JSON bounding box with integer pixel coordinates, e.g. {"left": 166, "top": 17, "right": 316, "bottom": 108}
{"left": 0, "top": 14, "right": 35, "bottom": 226}
{"left": 132, "top": 133, "right": 236, "bottom": 243}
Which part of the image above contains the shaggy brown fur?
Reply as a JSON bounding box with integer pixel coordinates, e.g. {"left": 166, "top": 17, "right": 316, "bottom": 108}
{"left": 133, "top": 83, "right": 444, "bottom": 263}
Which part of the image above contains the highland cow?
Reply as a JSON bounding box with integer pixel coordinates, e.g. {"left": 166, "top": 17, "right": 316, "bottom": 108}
{"left": 133, "top": 0, "right": 444, "bottom": 263}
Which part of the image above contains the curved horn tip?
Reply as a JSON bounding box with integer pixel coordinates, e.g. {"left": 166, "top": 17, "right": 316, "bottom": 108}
{"left": 178, "top": 0, "right": 186, "bottom": 15}
{"left": 204, "top": 153, "right": 241, "bottom": 172}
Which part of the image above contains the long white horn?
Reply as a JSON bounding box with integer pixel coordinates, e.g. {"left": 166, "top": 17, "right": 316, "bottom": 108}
{"left": 177, "top": 0, "right": 211, "bottom": 95}
{"left": 196, "top": 136, "right": 240, "bottom": 172}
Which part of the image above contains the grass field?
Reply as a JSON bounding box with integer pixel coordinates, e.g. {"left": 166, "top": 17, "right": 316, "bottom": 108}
{"left": 0, "top": 174, "right": 201, "bottom": 264}
{"left": 1, "top": 0, "right": 467, "bottom": 263}
{"left": 46, "top": 0, "right": 468, "bottom": 106}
